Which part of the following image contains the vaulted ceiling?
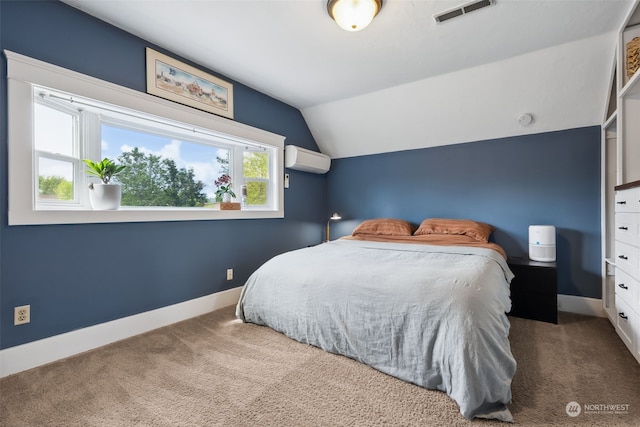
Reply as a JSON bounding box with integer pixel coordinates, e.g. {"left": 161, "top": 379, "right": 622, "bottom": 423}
{"left": 63, "top": 0, "right": 633, "bottom": 158}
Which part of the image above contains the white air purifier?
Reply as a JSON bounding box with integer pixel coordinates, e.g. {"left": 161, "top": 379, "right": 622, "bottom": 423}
{"left": 529, "top": 225, "right": 556, "bottom": 262}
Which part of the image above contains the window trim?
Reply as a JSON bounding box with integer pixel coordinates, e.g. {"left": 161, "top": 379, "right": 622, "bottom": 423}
{"left": 5, "top": 50, "right": 285, "bottom": 225}
{"left": 34, "top": 96, "right": 85, "bottom": 207}
{"left": 241, "top": 149, "right": 272, "bottom": 208}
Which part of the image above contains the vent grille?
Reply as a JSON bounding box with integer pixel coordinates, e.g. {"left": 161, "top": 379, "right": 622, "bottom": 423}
{"left": 434, "top": 0, "right": 495, "bottom": 23}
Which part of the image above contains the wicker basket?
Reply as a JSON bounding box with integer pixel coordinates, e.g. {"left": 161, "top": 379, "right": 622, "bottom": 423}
{"left": 627, "top": 36, "right": 640, "bottom": 79}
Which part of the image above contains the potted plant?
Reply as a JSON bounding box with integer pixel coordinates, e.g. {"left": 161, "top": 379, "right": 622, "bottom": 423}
{"left": 214, "top": 174, "right": 236, "bottom": 203}
{"left": 83, "top": 158, "right": 126, "bottom": 210}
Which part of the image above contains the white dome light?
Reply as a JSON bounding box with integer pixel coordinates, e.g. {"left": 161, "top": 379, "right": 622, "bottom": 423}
{"left": 327, "top": 0, "right": 383, "bottom": 32}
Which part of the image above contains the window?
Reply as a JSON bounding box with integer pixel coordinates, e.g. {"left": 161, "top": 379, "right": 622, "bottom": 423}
{"left": 101, "top": 122, "right": 228, "bottom": 208}
{"left": 243, "top": 150, "right": 270, "bottom": 206}
{"left": 34, "top": 101, "right": 81, "bottom": 205}
{"left": 6, "top": 50, "right": 285, "bottom": 225}
{"left": 35, "top": 89, "right": 274, "bottom": 210}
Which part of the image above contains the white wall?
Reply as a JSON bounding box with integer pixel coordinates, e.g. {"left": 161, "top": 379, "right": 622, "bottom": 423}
{"left": 304, "top": 33, "right": 617, "bottom": 159}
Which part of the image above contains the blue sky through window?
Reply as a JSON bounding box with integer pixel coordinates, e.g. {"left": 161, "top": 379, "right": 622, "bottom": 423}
{"left": 101, "top": 125, "right": 227, "bottom": 199}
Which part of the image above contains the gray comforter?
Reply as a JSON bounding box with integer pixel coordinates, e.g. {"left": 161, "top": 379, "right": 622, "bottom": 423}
{"left": 236, "top": 239, "right": 516, "bottom": 421}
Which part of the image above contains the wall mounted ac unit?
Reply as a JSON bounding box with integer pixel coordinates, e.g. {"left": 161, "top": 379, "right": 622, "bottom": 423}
{"left": 284, "top": 145, "right": 331, "bottom": 174}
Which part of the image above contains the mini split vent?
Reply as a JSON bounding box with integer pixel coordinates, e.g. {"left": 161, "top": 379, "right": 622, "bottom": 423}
{"left": 434, "top": 0, "right": 495, "bottom": 23}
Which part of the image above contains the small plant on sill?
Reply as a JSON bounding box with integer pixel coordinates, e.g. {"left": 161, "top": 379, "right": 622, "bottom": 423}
{"left": 83, "top": 158, "right": 126, "bottom": 184}
{"left": 214, "top": 174, "right": 236, "bottom": 201}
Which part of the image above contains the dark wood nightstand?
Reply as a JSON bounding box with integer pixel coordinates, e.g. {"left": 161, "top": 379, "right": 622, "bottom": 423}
{"left": 507, "top": 257, "right": 558, "bottom": 324}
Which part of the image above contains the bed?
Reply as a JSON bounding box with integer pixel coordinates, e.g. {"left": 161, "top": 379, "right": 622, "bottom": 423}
{"left": 236, "top": 218, "right": 516, "bottom": 421}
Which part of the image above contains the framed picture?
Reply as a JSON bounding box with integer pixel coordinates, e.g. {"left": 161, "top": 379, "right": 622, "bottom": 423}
{"left": 146, "top": 48, "right": 234, "bottom": 119}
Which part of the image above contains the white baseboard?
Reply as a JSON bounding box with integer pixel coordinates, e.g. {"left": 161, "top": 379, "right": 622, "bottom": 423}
{"left": 0, "top": 286, "right": 243, "bottom": 378}
{"left": 557, "top": 294, "right": 605, "bottom": 318}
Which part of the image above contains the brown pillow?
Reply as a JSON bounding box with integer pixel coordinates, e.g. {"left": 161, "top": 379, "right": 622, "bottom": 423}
{"left": 414, "top": 218, "right": 495, "bottom": 243}
{"left": 352, "top": 218, "right": 413, "bottom": 237}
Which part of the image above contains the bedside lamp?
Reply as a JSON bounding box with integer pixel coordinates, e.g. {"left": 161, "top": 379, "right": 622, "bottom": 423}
{"left": 326, "top": 212, "right": 342, "bottom": 242}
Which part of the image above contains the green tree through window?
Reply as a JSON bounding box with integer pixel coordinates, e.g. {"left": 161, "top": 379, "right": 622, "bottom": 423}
{"left": 243, "top": 151, "right": 268, "bottom": 205}
{"left": 117, "top": 147, "right": 208, "bottom": 207}
{"left": 38, "top": 176, "right": 73, "bottom": 200}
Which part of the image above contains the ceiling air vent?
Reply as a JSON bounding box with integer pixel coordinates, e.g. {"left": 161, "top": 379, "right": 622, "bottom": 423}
{"left": 434, "top": 0, "right": 495, "bottom": 23}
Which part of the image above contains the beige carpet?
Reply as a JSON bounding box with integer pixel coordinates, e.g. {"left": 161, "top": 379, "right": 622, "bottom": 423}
{"left": 1, "top": 306, "right": 639, "bottom": 426}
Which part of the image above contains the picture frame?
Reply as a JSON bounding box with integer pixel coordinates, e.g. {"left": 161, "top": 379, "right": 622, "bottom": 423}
{"left": 145, "top": 48, "right": 234, "bottom": 119}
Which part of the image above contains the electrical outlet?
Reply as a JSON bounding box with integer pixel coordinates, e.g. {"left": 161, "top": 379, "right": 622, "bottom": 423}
{"left": 226, "top": 268, "right": 233, "bottom": 281}
{"left": 14, "top": 305, "right": 30, "bottom": 325}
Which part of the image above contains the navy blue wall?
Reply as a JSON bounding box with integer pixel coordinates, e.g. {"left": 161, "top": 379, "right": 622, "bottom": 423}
{"left": 0, "top": 0, "right": 326, "bottom": 349}
{"left": 1, "top": 1, "right": 602, "bottom": 352}
{"left": 328, "top": 127, "right": 602, "bottom": 299}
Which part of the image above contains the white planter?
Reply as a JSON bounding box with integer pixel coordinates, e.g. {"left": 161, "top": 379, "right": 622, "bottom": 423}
{"left": 222, "top": 193, "right": 232, "bottom": 202}
{"left": 88, "top": 183, "right": 122, "bottom": 210}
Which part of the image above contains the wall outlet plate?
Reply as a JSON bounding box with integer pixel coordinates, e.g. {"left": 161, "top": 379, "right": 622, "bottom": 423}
{"left": 14, "top": 305, "right": 30, "bottom": 325}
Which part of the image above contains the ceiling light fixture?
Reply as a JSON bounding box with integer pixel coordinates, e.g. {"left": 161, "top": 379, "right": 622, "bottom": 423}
{"left": 327, "top": 0, "right": 383, "bottom": 32}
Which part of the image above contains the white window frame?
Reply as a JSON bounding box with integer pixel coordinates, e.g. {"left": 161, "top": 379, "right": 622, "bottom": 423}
{"left": 5, "top": 50, "right": 285, "bottom": 226}
{"left": 240, "top": 148, "right": 272, "bottom": 208}
{"left": 34, "top": 96, "right": 90, "bottom": 208}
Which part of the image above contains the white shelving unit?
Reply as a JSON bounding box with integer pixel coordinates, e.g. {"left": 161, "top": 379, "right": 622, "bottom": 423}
{"left": 602, "top": 110, "right": 617, "bottom": 322}
{"left": 618, "top": 4, "right": 640, "bottom": 184}
{"left": 602, "top": 0, "right": 640, "bottom": 364}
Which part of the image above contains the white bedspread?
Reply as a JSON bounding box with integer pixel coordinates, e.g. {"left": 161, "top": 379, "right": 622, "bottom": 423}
{"left": 236, "top": 239, "right": 516, "bottom": 421}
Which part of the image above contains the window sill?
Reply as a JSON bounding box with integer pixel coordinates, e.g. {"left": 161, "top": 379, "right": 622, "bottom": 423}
{"left": 9, "top": 208, "right": 283, "bottom": 226}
